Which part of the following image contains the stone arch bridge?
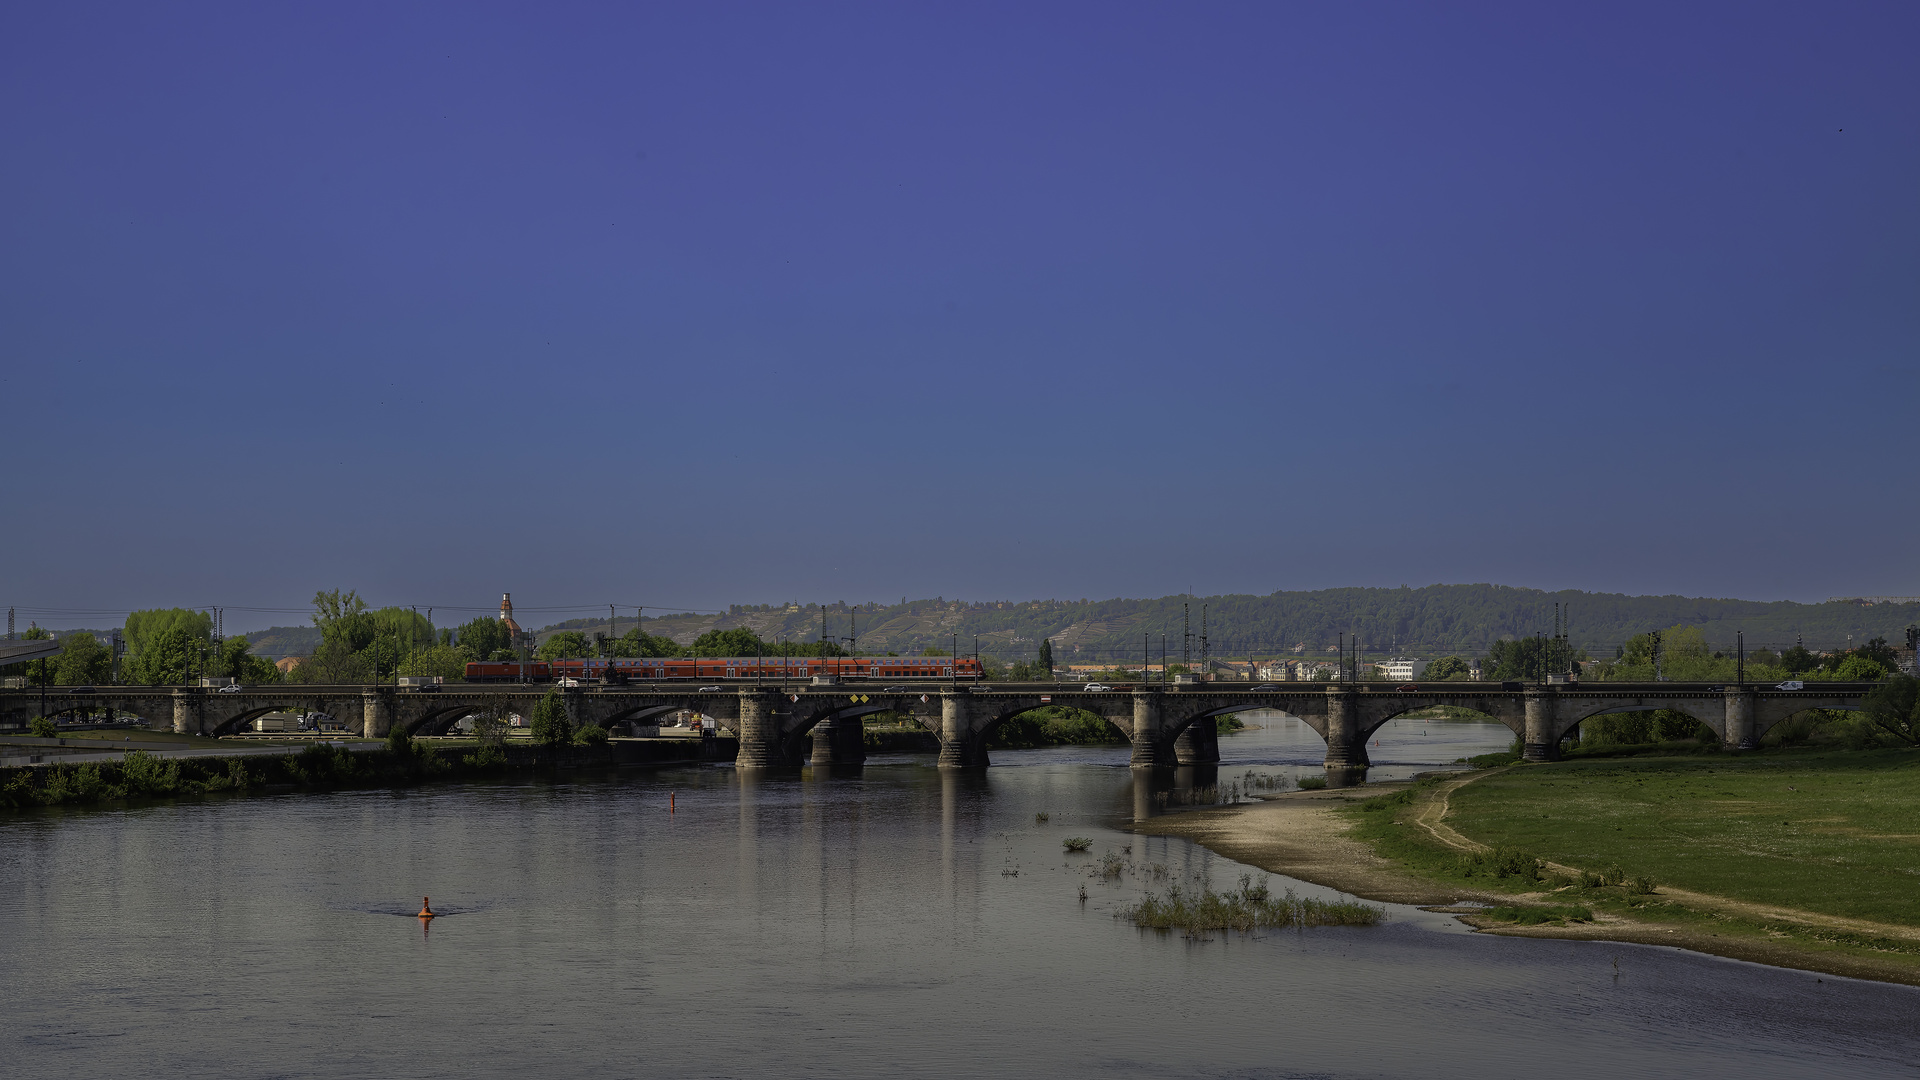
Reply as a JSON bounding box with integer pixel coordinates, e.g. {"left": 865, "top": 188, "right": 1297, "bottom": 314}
{"left": 0, "top": 681, "right": 1875, "bottom": 778}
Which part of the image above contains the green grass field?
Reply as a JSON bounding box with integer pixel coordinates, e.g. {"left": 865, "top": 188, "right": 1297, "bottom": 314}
{"left": 1348, "top": 746, "right": 1920, "bottom": 931}
{"left": 1443, "top": 748, "right": 1920, "bottom": 926}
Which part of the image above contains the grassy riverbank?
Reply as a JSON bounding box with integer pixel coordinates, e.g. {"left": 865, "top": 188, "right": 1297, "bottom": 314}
{"left": 1341, "top": 745, "right": 1920, "bottom": 982}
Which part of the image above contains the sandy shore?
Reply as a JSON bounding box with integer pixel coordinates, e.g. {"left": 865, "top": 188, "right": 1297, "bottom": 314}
{"left": 1135, "top": 784, "right": 1920, "bottom": 986}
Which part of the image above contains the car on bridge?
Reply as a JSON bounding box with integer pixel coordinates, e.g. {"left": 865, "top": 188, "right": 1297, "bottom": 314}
{"left": 697, "top": 685, "right": 723, "bottom": 692}
{"left": 1083, "top": 683, "right": 1112, "bottom": 692}
{"left": 1777, "top": 680, "right": 1805, "bottom": 690}
{"left": 217, "top": 683, "right": 243, "bottom": 693}
{"left": 1249, "top": 684, "right": 1277, "bottom": 691}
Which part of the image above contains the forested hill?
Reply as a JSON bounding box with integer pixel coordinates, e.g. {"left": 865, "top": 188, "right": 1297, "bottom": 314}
{"left": 549, "top": 586, "right": 1920, "bottom": 665}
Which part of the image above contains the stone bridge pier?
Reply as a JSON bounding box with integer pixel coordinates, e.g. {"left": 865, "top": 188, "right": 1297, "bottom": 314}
{"left": 732, "top": 690, "right": 943, "bottom": 769}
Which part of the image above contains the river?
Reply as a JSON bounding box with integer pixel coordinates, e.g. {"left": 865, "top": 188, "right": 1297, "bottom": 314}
{"left": 4, "top": 717, "right": 1916, "bottom": 1078}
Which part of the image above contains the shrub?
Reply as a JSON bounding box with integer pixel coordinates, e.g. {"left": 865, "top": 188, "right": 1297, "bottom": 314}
{"left": 386, "top": 724, "right": 413, "bottom": 754}
{"left": 1454, "top": 845, "right": 1543, "bottom": 881}
{"left": 28, "top": 717, "right": 57, "bottom": 739}
{"left": 1063, "top": 837, "right": 1092, "bottom": 852}
{"left": 119, "top": 751, "right": 182, "bottom": 796}
{"left": 573, "top": 722, "right": 609, "bottom": 747}
{"left": 530, "top": 690, "right": 574, "bottom": 747}
{"left": 1296, "top": 775, "right": 1328, "bottom": 790}
{"left": 463, "top": 744, "right": 509, "bottom": 769}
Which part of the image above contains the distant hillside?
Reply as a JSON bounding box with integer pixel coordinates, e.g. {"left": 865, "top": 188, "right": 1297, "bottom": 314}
{"left": 238, "top": 625, "right": 322, "bottom": 659}
{"left": 534, "top": 586, "right": 1920, "bottom": 666}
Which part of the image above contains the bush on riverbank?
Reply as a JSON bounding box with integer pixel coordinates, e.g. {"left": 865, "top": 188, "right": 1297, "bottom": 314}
{"left": 1120, "top": 874, "right": 1383, "bottom": 936}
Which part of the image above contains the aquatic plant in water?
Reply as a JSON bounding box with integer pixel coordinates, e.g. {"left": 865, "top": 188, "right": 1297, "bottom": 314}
{"left": 1119, "top": 874, "right": 1384, "bottom": 935}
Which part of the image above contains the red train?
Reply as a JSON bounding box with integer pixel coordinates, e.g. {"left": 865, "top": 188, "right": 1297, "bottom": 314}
{"left": 463, "top": 655, "right": 986, "bottom": 683}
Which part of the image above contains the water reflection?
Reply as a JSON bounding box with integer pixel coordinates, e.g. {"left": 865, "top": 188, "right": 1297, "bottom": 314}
{"left": 2, "top": 720, "right": 1915, "bottom": 1079}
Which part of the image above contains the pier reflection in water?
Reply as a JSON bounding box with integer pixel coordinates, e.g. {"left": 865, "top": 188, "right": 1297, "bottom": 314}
{"left": 2, "top": 719, "right": 1915, "bottom": 1079}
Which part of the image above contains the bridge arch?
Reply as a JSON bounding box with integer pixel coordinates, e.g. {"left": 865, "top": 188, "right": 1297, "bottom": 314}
{"left": 1564, "top": 702, "right": 1720, "bottom": 746}
{"left": 1752, "top": 702, "right": 1863, "bottom": 744}
{"left": 208, "top": 703, "right": 325, "bottom": 736}
{"left": 1361, "top": 701, "right": 1517, "bottom": 739}
{"left": 404, "top": 705, "right": 497, "bottom": 737}
{"left": 976, "top": 700, "right": 1129, "bottom": 748}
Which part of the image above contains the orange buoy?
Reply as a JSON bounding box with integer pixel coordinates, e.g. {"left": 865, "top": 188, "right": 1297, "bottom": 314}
{"left": 416, "top": 896, "right": 435, "bottom": 919}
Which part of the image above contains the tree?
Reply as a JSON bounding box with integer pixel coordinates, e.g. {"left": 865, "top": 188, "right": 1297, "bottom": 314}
{"left": 1828, "top": 654, "right": 1888, "bottom": 681}
{"left": 454, "top": 616, "right": 513, "bottom": 661}
{"left": 1422, "top": 656, "right": 1470, "bottom": 681}
{"left": 687, "top": 627, "right": 768, "bottom": 657}
{"left": 314, "top": 597, "right": 378, "bottom": 654}
{"left": 1777, "top": 644, "right": 1818, "bottom": 673}
{"left": 536, "top": 631, "right": 593, "bottom": 660}
{"left": 52, "top": 632, "right": 113, "bottom": 685}
{"left": 530, "top": 689, "right": 574, "bottom": 746}
{"left": 1038, "top": 639, "right": 1054, "bottom": 672}
{"left": 214, "top": 636, "right": 280, "bottom": 684}
{"left": 920, "top": 646, "right": 948, "bottom": 657}
{"left": 287, "top": 638, "right": 371, "bottom": 684}
{"left": 614, "top": 628, "right": 684, "bottom": 658}
{"left": 369, "top": 607, "right": 435, "bottom": 656}
{"left": 124, "top": 609, "right": 212, "bottom": 678}
{"left": 125, "top": 626, "right": 201, "bottom": 685}
{"left": 1856, "top": 637, "right": 1901, "bottom": 671}
{"left": 1860, "top": 676, "right": 1920, "bottom": 745}
{"left": 399, "top": 645, "right": 468, "bottom": 680}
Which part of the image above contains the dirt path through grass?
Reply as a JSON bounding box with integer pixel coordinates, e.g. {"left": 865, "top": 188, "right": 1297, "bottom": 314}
{"left": 1416, "top": 767, "right": 1920, "bottom": 945}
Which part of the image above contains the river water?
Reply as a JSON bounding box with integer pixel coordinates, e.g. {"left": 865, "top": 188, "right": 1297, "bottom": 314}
{"left": 4, "top": 718, "right": 1916, "bottom": 1079}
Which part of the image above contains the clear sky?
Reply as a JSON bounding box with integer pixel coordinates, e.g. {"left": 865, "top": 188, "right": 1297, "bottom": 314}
{"left": 4, "top": 1, "right": 1916, "bottom": 632}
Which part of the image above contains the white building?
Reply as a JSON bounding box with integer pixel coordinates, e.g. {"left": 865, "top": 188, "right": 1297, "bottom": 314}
{"left": 1377, "top": 656, "right": 1430, "bottom": 681}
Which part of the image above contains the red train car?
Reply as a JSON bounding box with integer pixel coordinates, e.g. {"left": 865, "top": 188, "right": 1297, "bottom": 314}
{"left": 464, "top": 660, "right": 553, "bottom": 683}
{"left": 465, "top": 655, "right": 985, "bottom": 683}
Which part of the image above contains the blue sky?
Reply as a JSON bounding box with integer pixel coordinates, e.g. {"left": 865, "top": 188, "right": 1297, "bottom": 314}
{"left": 4, "top": 1, "right": 1916, "bottom": 631}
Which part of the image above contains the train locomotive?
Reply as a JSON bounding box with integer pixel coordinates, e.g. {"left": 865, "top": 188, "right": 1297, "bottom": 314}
{"left": 464, "top": 655, "right": 985, "bottom": 684}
